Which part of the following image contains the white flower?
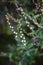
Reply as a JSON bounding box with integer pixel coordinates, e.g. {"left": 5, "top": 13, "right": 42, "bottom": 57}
{"left": 25, "top": 16, "right": 27, "bottom": 20}
{"left": 21, "top": 34, "right": 24, "bottom": 36}
{"left": 20, "top": 31, "right": 22, "bottom": 33}
{"left": 30, "top": 27, "right": 33, "bottom": 29}
{"left": 21, "top": 40, "right": 24, "bottom": 42}
{"left": 15, "top": 35, "right": 18, "bottom": 38}
{"left": 23, "top": 37, "right": 25, "bottom": 39}
{"left": 27, "top": 24, "right": 29, "bottom": 27}
{"left": 20, "top": 35, "right": 23, "bottom": 38}
{"left": 10, "top": 26, "right": 12, "bottom": 28}
{"left": 23, "top": 40, "right": 26, "bottom": 43}
{"left": 24, "top": 43, "right": 26, "bottom": 46}
{"left": 11, "top": 26, "right": 14, "bottom": 29}
{"left": 13, "top": 31, "right": 17, "bottom": 34}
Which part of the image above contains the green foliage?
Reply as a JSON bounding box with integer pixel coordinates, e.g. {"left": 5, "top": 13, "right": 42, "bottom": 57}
{"left": 0, "top": 0, "right": 43, "bottom": 65}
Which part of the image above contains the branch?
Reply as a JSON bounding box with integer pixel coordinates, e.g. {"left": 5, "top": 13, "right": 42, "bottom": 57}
{"left": 34, "top": 13, "right": 43, "bottom": 18}
{"left": 5, "top": 13, "right": 17, "bottom": 23}
{"left": 27, "top": 14, "right": 43, "bottom": 28}
{"left": 23, "top": 30, "right": 35, "bottom": 38}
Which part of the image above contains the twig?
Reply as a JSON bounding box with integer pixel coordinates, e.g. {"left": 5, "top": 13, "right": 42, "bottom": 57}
{"left": 34, "top": 13, "right": 43, "bottom": 18}
{"left": 5, "top": 13, "right": 17, "bottom": 23}
{"left": 27, "top": 14, "right": 43, "bottom": 28}
{"left": 23, "top": 30, "right": 35, "bottom": 38}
